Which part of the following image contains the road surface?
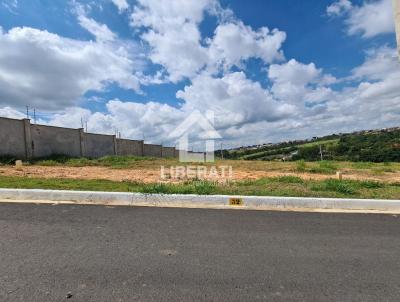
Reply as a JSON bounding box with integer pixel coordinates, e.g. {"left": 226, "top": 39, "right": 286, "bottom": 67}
{"left": 1, "top": 203, "right": 399, "bottom": 301}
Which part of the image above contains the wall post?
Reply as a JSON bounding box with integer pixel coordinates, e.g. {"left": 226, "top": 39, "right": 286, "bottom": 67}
{"left": 113, "top": 135, "right": 118, "bottom": 155}
{"left": 78, "top": 128, "right": 85, "bottom": 157}
{"left": 22, "top": 119, "right": 32, "bottom": 161}
{"left": 140, "top": 140, "right": 144, "bottom": 156}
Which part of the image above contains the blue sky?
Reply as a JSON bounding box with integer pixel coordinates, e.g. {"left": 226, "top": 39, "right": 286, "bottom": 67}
{"left": 0, "top": 0, "right": 398, "bottom": 147}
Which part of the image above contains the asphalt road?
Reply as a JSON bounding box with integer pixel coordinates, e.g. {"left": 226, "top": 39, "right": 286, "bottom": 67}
{"left": 1, "top": 204, "right": 400, "bottom": 302}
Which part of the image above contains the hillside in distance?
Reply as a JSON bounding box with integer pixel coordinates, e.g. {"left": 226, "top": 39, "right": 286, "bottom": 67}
{"left": 220, "top": 127, "right": 400, "bottom": 162}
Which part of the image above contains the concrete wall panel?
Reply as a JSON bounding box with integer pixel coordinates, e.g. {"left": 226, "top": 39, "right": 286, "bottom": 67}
{"left": 0, "top": 117, "right": 26, "bottom": 158}
{"left": 117, "top": 139, "right": 143, "bottom": 156}
{"left": 143, "top": 144, "right": 162, "bottom": 158}
{"left": 84, "top": 133, "right": 115, "bottom": 158}
{"left": 31, "top": 124, "right": 81, "bottom": 158}
{"left": 162, "top": 147, "right": 175, "bottom": 158}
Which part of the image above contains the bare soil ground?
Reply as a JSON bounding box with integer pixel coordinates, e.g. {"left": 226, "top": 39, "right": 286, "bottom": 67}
{"left": 1, "top": 160, "right": 399, "bottom": 183}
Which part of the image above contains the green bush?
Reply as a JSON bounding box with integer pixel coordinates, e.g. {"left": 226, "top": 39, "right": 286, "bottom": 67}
{"left": 359, "top": 181, "right": 384, "bottom": 189}
{"left": 193, "top": 181, "right": 217, "bottom": 195}
{"left": 323, "top": 179, "right": 356, "bottom": 194}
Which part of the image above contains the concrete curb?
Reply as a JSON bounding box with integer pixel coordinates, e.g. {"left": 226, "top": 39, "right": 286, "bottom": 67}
{"left": 0, "top": 188, "right": 400, "bottom": 213}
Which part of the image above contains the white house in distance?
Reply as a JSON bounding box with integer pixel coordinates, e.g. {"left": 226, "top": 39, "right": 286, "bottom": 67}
{"left": 169, "top": 110, "right": 222, "bottom": 163}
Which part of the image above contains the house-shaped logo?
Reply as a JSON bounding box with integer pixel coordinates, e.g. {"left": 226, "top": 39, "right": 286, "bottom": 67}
{"left": 169, "top": 110, "right": 222, "bottom": 162}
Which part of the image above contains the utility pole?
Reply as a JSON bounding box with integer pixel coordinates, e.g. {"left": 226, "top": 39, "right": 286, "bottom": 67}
{"left": 81, "top": 118, "right": 84, "bottom": 129}
{"left": 33, "top": 109, "right": 36, "bottom": 124}
{"left": 26, "top": 106, "right": 29, "bottom": 119}
{"left": 85, "top": 121, "right": 88, "bottom": 133}
{"left": 394, "top": 0, "right": 400, "bottom": 59}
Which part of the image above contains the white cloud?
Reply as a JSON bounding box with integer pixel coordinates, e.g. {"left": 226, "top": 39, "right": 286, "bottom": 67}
{"left": 327, "top": 0, "right": 395, "bottom": 38}
{"left": 207, "top": 21, "right": 286, "bottom": 70}
{"left": 268, "top": 59, "right": 335, "bottom": 105}
{"left": 130, "top": 0, "right": 286, "bottom": 82}
{"left": 326, "top": 0, "right": 352, "bottom": 16}
{"left": 351, "top": 46, "right": 399, "bottom": 80}
{"left": 46, "top": 101, "right": 184, "bottom": 143}
{"left": 111, "top": 0, "right": 129, "bottom": 13}
{"left": 73, "top": 1, "right": 116, "bottom": 42}
{"left": 0, "top": 27, "right": 143, "bottom": 110}
{"left": 350, "top": 47, "right": 400, "bottom": 101}
{"left": 130, "top": 0, "right": 214, "bottom": 82}
{"left": 77, "top": 13, "right": 116, "bottom": 42}
{"left": 0, "top": 106, "right": 26, "bottom": 119}
{"left": 177, "top": 72, "right": 296, "bottom": 129}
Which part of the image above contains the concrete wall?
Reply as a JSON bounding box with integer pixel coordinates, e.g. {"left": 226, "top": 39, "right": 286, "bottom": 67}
{"left": 143, "top": 144, "right": 162, "bottom": 158}
{"left": 117, "top": 139, "right": 143, "bottom": 156}
{"left": 84, "top": 133, "right": 115, "bottom": 158}
{"left": 162, "top": 147, "right": 176, "bottom": 158}
{"left": 0, "top": 116, "right": 180, "bottom": 160}
{"left": 31, "top": 124, "right": 81, "bottom": 158}
{"left": 0, "top": 117, "right": 26, "bottom": 159}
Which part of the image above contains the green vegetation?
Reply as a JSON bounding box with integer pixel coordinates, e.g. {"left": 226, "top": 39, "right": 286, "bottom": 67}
{"left": 222, "top": 128, "right": 400, "bottom": 162}
{"left": 33, "top": 155, "right": 155, "bottom": 168}
{"left": 294, "top": 160, "right": 338, "bottom": 174}
{"left": 0, "top": 175, "right": 399, "bottom": 199}
{"left": 0, "top": 155, "right": 18, "bottom": 165}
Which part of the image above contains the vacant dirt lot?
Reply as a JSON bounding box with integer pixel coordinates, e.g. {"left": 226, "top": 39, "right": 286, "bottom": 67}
{"left": 0, "top": 160, "right": 399, "bottom": 183}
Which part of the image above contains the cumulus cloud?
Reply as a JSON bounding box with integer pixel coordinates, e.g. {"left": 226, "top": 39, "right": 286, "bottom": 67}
{"left": 111, "top": 0, "right": 129, "bottom": 13}
{"left": 327, "top": 0, "right": 395, "bottom": 38}
{"left": 349, "top": 47, "right": 400, "bottom": 102}
{"left": 130, "top": 0, "right": 286, "bottom": 82}
{"left": 0, "top": 26, "right": 142, "bottom": 110}
{"left": 268, "top": 59, "right": 335, "bottom": 105}
{"left": 130, "top": 0, "right": 214, "bottom": 82}
{"left": 177, "top": 72, "right": 296, "bottom": 129}
{"left": 45, "top": 100, "right": 184, "bottom": 144}
{"left": 351, "top": 46, "right": 399, "bottom": 80}
{"left": 207, "top": 21, "right": 286, "bottom": 70}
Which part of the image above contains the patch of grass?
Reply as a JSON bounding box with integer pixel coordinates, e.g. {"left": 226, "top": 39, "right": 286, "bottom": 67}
{"left": 34, "top": 154, "right": 72, "bottom": 165}
{"left": 352, "top": 162, "right": 374, "bottom": 169}
{"left": 296, "top": 160, "right": 307, "bottom": 172}
{"left": 309, "top": 161, "right": 338, "bottom": 174}
{"left": 94, "top": 155, "right": 152, "bottom": 168}
{"left": 358, "top": 180, "right": 384, "bottom": 189}
{"left": 372, "top": 167, "right": 395, "bottom": 174}
{"left": 33, "top": 155, "right": 156, "bottom": 168}
{"left": 193, "top": 181, "right": 217, "bottom": 195}
{"left": 36, "top": 160, "right": 60, "bottom": 166}
{"left": 0, "top": 175, "right": 399, "bottom": 199}
{"left": 312, "top": 179, "right": 357, "bottom": 195}
{"left": 272, "top": 176, "right": 304, "bottom": 184}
